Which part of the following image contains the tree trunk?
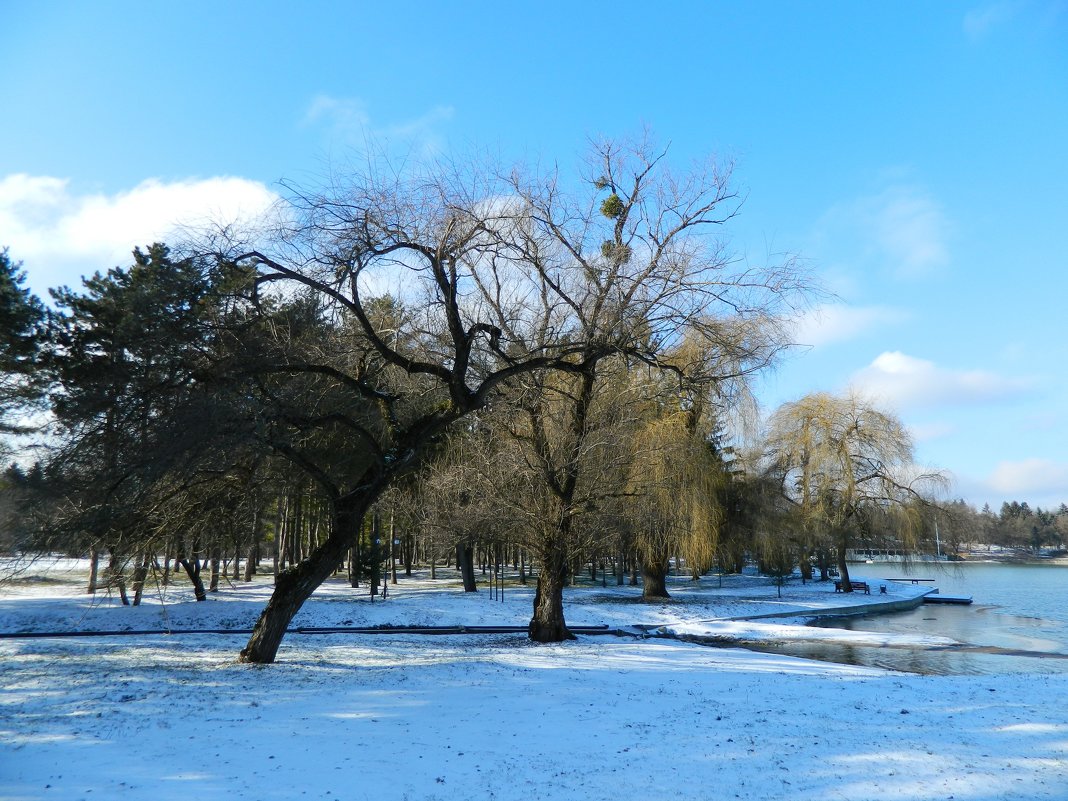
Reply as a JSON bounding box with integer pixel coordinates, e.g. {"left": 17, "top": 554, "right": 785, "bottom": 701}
{"left": 815, "top": 546, "right": 830, "bottom": 581}
{"left": 87, "top": 545, "right": 100, "bottom": 594}
{"left": 799, "top": 548, "right": 813, "bottom": 583}
{"left": 209, "top": 546, "right": 222, "bottom": 592}
{"left": 232, "top": 540, "right": 242, "bottom": 581}
{"left": 131, "top": 552, "right": 150, "bottom": 606}
{"left": 288, "top": 493, "right": 301, "bottom": 567}
{"left": 403, "top": 533, "right": 414, "bottom": 577}
{"left": 529, "top": 542, "right": 574, "bottom": 642}
{"left": 243, "top": 542, "right": 256, "bottom": 582}
{"left": 640, "top": 558, "right": 671, "bottom": 599}
{"left": 836, "top": 532, "right": 852, "bottom": 590}
{"left": 240, "top": 496, "right": 366, "bottom": 664}
{"left": 389, "top": 511, "right": 398, "bottom": 585}
{"left": 106, "top": 553, "right": 129, "bottom": 605}
{"left": 179, "top": 557, "right": 207, "bottom": 601}
{"left": 369, "top": 513, "right": 381, "bottom": 597}
{"left": 244, "top": 508, "right": 261, "bottom": 582}
{"left": 457, "top": 542, "right": 477, "bottom": 592}
{"left": 273, "top": 497, "right": 284, "bottom": 577}
{"left": 162, "top": 541, "right": 171, "bottom": 586}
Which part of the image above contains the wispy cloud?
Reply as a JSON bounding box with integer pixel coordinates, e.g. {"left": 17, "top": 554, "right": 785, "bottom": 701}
{"left": 0, "top": 173, "right": 278, "bottom": 295}
{"left": 963, "top": 2, "right": 1019, "bottom": 41}
{"left": 791, "top": 303, "right": 909, "bottom": 347}
{"left": 303, "top": 95, "right": 372, "bottom": 133}
{"left": 302, "top": 94, "right": 455, "bottom": 157}
{"left": 848, "top": 351, "right": 1033, "bottom": 411}
{"left": 908, "top": 420, "right": 957, "bottom": 443}
{"left": 815, "top": 185, "right": 952, "bottom": 280}
{"left": 951, "top": 458, "right": 1068, "bottom": 509}
{"left": 987, "top": 458, "right": 1068, "bottom": 499}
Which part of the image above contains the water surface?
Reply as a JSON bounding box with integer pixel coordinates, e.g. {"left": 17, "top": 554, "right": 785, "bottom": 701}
{"left": 752, "top": 562, "right": 1068, "bottom": 675}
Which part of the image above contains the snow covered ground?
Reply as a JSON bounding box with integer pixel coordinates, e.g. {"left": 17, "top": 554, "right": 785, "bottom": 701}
{"left": 1, "top": 557, "right": 1066, "bottom": 800}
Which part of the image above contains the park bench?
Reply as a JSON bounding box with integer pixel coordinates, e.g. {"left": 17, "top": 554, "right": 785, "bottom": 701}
{"left": 833, "top": 580, "right": 871, "bottom": 594}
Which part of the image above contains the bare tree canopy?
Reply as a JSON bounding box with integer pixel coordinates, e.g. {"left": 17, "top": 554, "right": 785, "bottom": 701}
{"left": 175, "top": 135, "right": 811, "bottom": 661}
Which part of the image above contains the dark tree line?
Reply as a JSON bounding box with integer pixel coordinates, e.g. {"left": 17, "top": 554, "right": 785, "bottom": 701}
{"left": 935, "top": 499, "right": 1067, "bottom": 554}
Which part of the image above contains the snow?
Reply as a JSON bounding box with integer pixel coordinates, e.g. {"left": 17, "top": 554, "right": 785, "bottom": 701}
{"left": 2, "top": 558, "right": 1066, "bottom": 800}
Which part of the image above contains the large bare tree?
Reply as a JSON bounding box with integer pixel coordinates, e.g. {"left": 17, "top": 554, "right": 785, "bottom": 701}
{"left": 209, "top": 135, "right": 805, "bottom": 661}
{"left": 472, "top": 138, "right": 802, "bottom": 638}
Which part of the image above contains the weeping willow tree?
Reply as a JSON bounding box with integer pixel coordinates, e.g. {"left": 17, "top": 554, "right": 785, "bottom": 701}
{"left": 626, "top": 409, "right": 728, "bottom": 597}
{"left": 622, "top": 321, "right": 771, "bottom": 598}
{"left": 764, "top": 391, "right": 946, "bottom": 590}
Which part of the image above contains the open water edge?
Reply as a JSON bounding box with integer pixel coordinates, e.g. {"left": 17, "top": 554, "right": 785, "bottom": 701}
{"left": 740, "top": 563, "right": 1068, "bottom": 675}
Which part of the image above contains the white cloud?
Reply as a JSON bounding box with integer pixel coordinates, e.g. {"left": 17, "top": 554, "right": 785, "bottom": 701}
{"left": 848, "top": 351, "right": 1033, "bottom": 411}
{"left": 815, "top": 185, "right": 952, "bottom": 280}
{"left": 0, "top": 174, "right": 278, "bottom": 295}
{"left": 303, "top": 95, "right": 372, "bottom": 133}
{"left": 302, "top": 94, "right": 454, "bottom": 158}
{"left": 988, "top": 458, "right": 1068, "bottom": 498}
{"left": 872, "top": 189, "right": 950, "bottom": 277}
{"left": 908, "top": 420, "right": 957, "bottom": 443}
{"left": 948, "top": 459, "right": 1068, "bottom": 509}
{"left": 792, "top": 303, "right": 909, "bottom": 347}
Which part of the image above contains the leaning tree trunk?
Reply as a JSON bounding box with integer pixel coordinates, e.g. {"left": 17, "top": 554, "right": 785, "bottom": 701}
{"left": 240, "top": 496, "right": 367, "bottom": 664}
{"left": 529, "top": 538, "right": 575, "bottom": 642}
{"left": 106, "top": 552, "right": 129, "bottom": 605}
{"left": 179, "top": 557, "right": 208, "bottom": 601}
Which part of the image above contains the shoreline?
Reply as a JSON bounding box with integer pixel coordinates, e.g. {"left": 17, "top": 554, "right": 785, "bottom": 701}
{"left": 848, "top": 555, "right": 1068, "bottom": 566}
{"left": 3, "top": 556, "right": 1063, "bottom": 677}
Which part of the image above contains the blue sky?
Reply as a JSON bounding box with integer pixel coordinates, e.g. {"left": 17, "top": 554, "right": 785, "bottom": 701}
{"left": 2, "top": 0, "right": 1066, "bottom": 510}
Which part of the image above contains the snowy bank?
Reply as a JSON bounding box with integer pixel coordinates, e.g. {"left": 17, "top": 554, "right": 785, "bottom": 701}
{"left": 1, "top": 558, "right": 1065, "bottom": 800}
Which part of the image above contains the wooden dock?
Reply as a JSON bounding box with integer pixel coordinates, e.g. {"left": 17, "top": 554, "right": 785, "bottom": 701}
{"left": 922, "top": 592, "right": 973, "bottom": 605}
